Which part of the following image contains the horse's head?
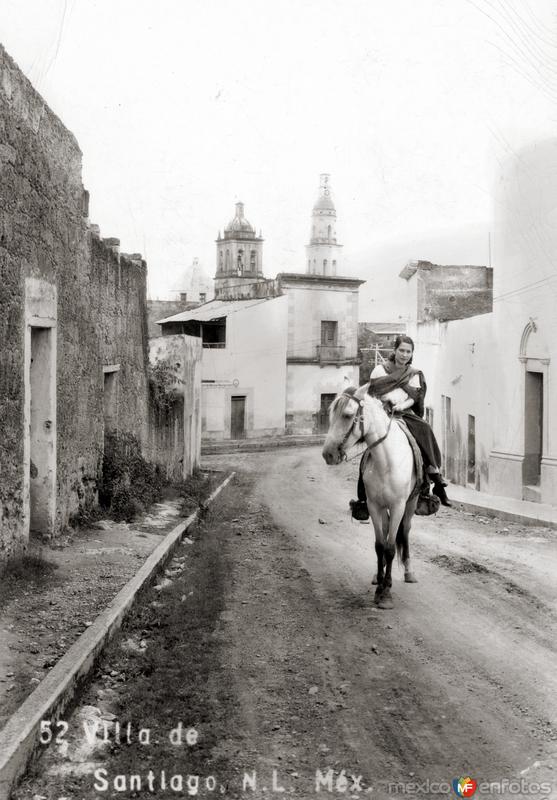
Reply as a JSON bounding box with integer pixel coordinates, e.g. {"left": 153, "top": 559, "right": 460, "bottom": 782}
{"left": 322, "top": 384, "right": 369, "bottom": 465}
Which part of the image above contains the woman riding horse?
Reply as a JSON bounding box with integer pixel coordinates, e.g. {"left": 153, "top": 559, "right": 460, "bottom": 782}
{"left": 350, "top": 335, "right": 451, "bottom": 519}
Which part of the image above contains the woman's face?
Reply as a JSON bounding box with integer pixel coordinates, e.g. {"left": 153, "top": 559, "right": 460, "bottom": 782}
{"left": 394, "top": 342, "right": 413, "bottom": 366}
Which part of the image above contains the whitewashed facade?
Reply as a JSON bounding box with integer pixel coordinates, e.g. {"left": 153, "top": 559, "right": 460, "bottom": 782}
{"left": 158, "top": 297, "right": 288, "bottom": 441}
{"left": 405, "top": 138, "right": 557, "bottom": 505}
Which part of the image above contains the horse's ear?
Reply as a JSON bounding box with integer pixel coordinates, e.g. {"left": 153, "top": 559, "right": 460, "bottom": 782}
{"left": 343, "top": 385, "right": 357, "bottom": 397}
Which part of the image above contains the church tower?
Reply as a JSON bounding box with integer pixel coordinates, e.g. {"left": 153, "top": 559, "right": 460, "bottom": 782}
{"left": 215, "top": 202, "right": 264, "bottom": 297}
{"left": 305, "top": 174, "right": 343, "bottom": 276}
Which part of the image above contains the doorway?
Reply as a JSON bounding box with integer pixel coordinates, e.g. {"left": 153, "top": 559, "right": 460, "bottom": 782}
{"left": 231, "top": 396, "right": 246, "bottom": 439}
{"left": 441, "top": 395, "right": 452, "bottom": 478}
{"left": 523, "top": 371, "right": 543, "bottom": 486}
{"left": 318, "top": 393, "right": 336, "bottom": 433}
{"left": 467, "top": 414, "right": 476, "bottom": 486}
{"left": 28, "top": 326, "right": 56, "bottom": 535}
{"left": 103, "top": 367, "right": 119, "bottom": 432}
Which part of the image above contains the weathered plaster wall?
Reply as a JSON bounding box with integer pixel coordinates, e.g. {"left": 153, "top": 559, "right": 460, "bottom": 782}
{"left": 0, "top": 44, "right": 150, "bottom": 556}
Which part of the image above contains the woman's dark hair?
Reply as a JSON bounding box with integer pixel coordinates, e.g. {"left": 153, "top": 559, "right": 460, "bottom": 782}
{"left": 388, "top": 334, "right": 415, "bottom": 364}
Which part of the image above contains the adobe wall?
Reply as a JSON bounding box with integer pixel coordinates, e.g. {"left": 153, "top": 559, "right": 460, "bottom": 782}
{"left": 0, "top": 45, "right": 150, "bottom": 556}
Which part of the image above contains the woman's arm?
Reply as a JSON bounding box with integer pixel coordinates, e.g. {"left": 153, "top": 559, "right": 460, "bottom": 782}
{"left": 369, "top": 364, "right": 414, "bottom": 409}
{"left": 392, "top": 373, "right": 420, "bottom": 412}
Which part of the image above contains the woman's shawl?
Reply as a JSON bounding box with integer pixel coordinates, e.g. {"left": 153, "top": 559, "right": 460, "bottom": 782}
{"left": 367, "top": 361, "right": 427, "bottom": 419}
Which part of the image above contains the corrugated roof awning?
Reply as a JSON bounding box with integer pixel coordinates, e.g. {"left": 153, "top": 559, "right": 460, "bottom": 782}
{"left": 157, "top": 297, "right": 273, "bottom": 325}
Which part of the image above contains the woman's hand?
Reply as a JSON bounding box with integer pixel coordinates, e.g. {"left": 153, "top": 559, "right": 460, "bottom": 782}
{"left": 392, "top": 399, "right": 414, "bottom": 413}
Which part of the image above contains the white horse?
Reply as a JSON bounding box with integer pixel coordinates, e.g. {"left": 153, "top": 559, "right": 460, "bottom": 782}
{"left": 322, "top": 384, "right": 419, "bottom": 609}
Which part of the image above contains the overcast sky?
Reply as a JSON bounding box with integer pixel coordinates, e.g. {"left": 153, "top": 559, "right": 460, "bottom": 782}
{"left": 1, "top": 0, "right": 555, "bottom": 314}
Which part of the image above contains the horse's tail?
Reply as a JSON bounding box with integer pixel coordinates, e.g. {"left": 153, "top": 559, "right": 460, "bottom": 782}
{"left": 395, "top": 519, "right": 407, "bottom": 565}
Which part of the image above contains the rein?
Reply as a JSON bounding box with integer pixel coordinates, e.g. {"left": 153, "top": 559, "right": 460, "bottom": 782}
{"left": 339, "top": 392, "right": 395, "bottom": 461}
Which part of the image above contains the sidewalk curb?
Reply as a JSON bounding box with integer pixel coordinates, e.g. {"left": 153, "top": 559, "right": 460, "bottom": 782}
{"left": 201, "top": 436, "right": 325, "bottom": 455}
{"left": 453, "top": 498, "right": 557, "bottom": 530}
{"left": 0, "top": 472, "right": 235, "bottom": 800}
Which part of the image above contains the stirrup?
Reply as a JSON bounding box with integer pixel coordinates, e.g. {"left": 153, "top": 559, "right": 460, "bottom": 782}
{"left": 349, "top": 499, "right": 370, "bottom": 521}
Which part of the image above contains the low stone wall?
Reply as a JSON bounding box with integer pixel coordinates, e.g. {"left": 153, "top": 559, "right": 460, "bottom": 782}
{"left": 148, "top": 335, "right": 202, "bottom": 479}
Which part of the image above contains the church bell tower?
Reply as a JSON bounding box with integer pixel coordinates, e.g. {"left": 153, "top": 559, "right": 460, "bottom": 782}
{"left": 305, "top": 174, "right": 343, "bottom": 276}
{"left": 215, "top": 202, "right": 264, "bottom": 297}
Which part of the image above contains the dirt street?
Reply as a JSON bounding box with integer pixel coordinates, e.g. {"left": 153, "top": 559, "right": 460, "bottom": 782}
{"left": 15, "top": 447, "right": 557, "bottom": 800}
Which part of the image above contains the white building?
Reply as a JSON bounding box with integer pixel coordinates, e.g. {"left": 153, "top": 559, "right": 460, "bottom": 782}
{"left": 158, "top": 177, "right": 363, "bottom": 440}
{"left": 404, "top": 137, "right": 557, "bottom": 505}
{"left": 281, "top": 176, "right": 363, "bottom": 433}
{"left": 158, "top": 296, "right": 288, "bottom": 441}
{"left": 281, "top": 271, "right": 363, "bottom": 433}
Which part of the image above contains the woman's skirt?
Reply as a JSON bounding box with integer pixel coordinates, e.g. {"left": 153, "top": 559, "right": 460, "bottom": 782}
{"left": 399, "top": 411, "right": 441, "bottom": 470}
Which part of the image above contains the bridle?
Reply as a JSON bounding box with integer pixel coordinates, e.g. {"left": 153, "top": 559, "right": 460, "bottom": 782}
{"left": 338, "top": 391, "right": 395, "bottom": 460}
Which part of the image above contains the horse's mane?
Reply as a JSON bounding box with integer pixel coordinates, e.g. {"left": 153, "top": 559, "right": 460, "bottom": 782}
{"left": 329, "top": 386, "right": 357, "bottom": 417}
{"left": 329, "top": 384, "right": 382, "bottom": 419}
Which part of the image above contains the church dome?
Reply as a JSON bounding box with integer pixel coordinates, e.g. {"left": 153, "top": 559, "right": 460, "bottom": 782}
{"left": 225, "top": 202, "right": 255, "bottom": 234}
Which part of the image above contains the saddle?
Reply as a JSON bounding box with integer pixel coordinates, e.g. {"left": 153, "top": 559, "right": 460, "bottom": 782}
{"left": 360, "top": 414, "right": 439, "bottom": 516}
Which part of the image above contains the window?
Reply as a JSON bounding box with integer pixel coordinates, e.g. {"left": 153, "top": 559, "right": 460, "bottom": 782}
{"left": 250, "top": 250, "right": 256, "bottom": 269}
{"left": 201, "top": 318, "right": 226, "bottom": 348}
{"left": 199, "top": 292, "right": 206, "bottom": 303}
{"left": 321, "top": 320, "right": 338, "bottom": 346}
{"left": 225, "top": 250, "right": 230, "bottom": 269}
{"left": 323, "top": 259, "right": 328, "bottom": 274}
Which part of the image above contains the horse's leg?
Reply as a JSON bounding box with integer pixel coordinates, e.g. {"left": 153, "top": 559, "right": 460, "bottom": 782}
{"left": 368, "top": 505, "right": 384, "bottom": 598}
{"left": 371, "top": 509, "right": 389, "bottom": 585}
{"left": 398, "top": 499, "right": 418, "bottom": 583}
{"left": 377, "top": 501, "right": 406, "bottom": 609}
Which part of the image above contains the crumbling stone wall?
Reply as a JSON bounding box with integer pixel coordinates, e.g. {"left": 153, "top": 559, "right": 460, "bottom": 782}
{"left": 415, "top": 263, "right": 493, "bottom": 322}
{"left": 148, "top": 335, "right": 202, "bottom": 479}
{"left": 0, "top": 44, "right": 150, "bottom": 557}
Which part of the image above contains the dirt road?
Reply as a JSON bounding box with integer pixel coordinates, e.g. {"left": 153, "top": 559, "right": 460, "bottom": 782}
{"left": 16, "top": 447, "right": 557, "bottom": 799}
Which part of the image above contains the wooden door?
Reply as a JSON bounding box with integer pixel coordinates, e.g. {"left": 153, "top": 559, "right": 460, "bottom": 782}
{"left": 231, "top": 396, "right": 246, "bottom": 439}
{"left": 524, "top": 371, "right": 543, "bottom": 485}
{"left": 318, "top": 393, "right": 336, "bottom": 433}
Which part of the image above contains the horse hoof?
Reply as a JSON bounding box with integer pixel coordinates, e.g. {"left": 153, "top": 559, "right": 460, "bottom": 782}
{"left": 377, "top": 594, "right": 394, "bottom": 610}
{"left": 404, "top": 572, "right": 418, "bottom": 583}
{"left": 372, "top": 573, "right": 378, "bottom": 585}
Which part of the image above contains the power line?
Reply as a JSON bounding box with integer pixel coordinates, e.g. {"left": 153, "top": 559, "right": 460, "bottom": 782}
{"left": 492, "top": 273, "right": 557, "bottom": 302}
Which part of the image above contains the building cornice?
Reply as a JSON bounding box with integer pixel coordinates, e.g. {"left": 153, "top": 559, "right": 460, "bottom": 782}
{"left": 278, "top": 272, "right": 365, "bottom": 288}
